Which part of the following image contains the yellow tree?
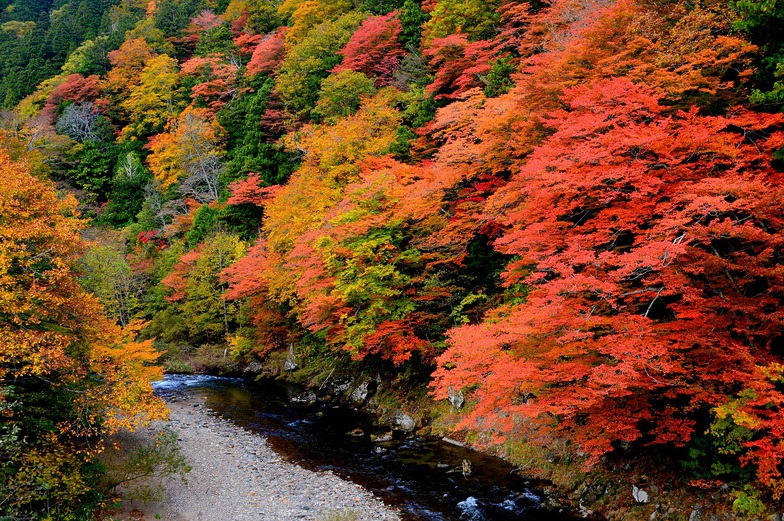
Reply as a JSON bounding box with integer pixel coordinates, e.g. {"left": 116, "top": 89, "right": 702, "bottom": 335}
{"left": 282, "top": 0, "right": 352, "bottom": 44}
{"left": 0, "top": 145, "right": 165, "bottom": 518}
{"left": 146, "top": 129, "right": 183, "bottom": 188}
{"left": 146, "top": 107, "right": 225, "bottom": 196}
{"left": 120, "top": 54, "right": 183, "bottom": 139}
{"left": 253, "top": 90, "right": 400, "bottom": 307}
{"left": 162, "top": 232, "right": 247, "bottom": 342}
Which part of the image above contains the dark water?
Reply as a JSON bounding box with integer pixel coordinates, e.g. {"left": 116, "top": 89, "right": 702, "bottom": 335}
{"left": 154, "top": 374, "right": 583, "bottom": 521}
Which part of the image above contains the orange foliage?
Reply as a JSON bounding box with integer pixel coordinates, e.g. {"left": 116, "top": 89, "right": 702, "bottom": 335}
{"left": 161, "top": 247, "right": 203, "bottom": 302}
{"left": 56, "top": 0, "right": 784, "bottom": 499}
{"left": 226, "top": 173, "right": 274, "bottom": 206}
{"left": 145, "top": 130, "right": 183, "bottom": 188}
{"left": 0, "top": 148, "right": 164, "bottom": 435}
{"left": 145, "top": 107, "right": 225, "bottom": 190}
{"left": 234, "top": 32, "right": 263, "bottom": 55}
{"left": 0, "top": 151, "right": 85, "bottom": 378}
{"left": 104, "top": 38, "right": 155, "bottom": 98}
{"left": 425, "top": 34, "right": 495, "bottom": 99}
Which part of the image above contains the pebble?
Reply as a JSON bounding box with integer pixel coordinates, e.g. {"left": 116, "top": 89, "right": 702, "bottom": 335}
{"left": 108, "top": 396, "right": 400, "bottom": 521}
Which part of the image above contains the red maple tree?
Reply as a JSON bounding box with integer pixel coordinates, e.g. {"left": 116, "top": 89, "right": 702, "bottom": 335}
{"left": 246, "top": 27, "right": 288, "bottom": 77}
{"left": 333, "top": 12, "right": 405, "bottom": 87}
{"left": 432, "top": 77, "right": 784, "bottom": 494}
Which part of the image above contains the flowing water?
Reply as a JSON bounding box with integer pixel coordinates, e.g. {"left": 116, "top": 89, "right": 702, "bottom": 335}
{"left": 154, "top": 374, "right": 585, "bottom": 521}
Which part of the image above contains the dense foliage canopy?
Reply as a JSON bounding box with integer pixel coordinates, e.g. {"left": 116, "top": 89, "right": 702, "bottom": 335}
{"left": 0, "top": 141, "right": 164, "bottom": 518}
{"left": 4, "top": 0, "right": 784, "bottom": 516}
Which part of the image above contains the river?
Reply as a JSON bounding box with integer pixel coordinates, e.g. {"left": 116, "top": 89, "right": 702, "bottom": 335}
{"left": 153, "top": 374, "right": 586, "bottom": 521}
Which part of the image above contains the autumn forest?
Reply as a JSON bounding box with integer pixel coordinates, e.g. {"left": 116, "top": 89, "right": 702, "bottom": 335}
{"left": 1, "top": 0, "right": 784, "bottom": 517}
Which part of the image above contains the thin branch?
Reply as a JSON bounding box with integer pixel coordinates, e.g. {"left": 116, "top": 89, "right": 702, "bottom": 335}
{"left": 643, "top": 287, "right": 664, "bottom": 318}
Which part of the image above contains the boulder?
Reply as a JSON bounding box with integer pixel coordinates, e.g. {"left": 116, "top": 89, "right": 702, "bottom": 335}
{"left": 462, "top": 459, "right": 472, "bottom": 477}
{"left": 392, "top": 410, "right": 416, "bottom": 433}
{"left": 579, "top": 483, "right": 605, "bottom": 504}
{"left": 243, "top": 361, "right": 263, "bottom": 374}
{"left": 320, "top": 373, "right": 354, "bottom": 396}
{"left": 370, "top": 431, "right": 393, "bottom": 442}
{"left": 441, "top": 437, "right": 465, "bottom": 447}
{"left": 349, "top": 375, "right": 379, "bottom": 405}
{"left": 350, "top": 380, "right": 371, "bottom": 404}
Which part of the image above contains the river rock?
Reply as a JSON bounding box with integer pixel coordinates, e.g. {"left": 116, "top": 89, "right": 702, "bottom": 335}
{"left": 289, "top": 390, "right": 317, "bottom": 406}
{"left": 350, "top": 380, "right": 371, "bottom": 404}
{"left": 633, "top": 485, "right": 649, "bottom": 504}
{"left": 448, "top": 386, "right": 464, "bottom": 410}
{"left": 441, "top": 437, "right": 465, "bottom": 447}
{"left": 391, "top": 411, "right": 416, "bottom": 433}
{"left": 348, "top": 377, "right": 378, "bottom": 405}
{"left": 371, "top": 431, "right": 393, "bottom": 442}
{"left": 579, "top": 502, "right": 595, "bottom": 517}
{"left": 243, "top": 361, "right": 264, "bottom": 374}
{"left": 284, "top": 343, "right": 298, "bottom": 371}
{"left": 580, "top": 483, "right": 605, "bottom": 504}
{"left": 321, "top": 374, "right": 354, "bottom": 396}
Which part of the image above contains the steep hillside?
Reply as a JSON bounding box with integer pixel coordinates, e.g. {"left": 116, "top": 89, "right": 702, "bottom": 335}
{"left": 3, "top": 0, "right": 784, "bottom": 517}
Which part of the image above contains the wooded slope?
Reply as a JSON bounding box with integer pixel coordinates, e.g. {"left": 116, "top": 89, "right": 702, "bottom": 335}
{"left": 3, "top": 0, "right": 784, "bottom": 516}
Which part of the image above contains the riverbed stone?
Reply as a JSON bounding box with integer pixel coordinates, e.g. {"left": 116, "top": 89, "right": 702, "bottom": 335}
{"left": 112, "top": 395, "right": 400, "bottom": 521}
{"left": 633, "top": 485, "right": 650, "bottom": 504}
{"left": 289, "top": 390, "right": 317, "bottom": 406}
{"left": 448, "top": 386, "right": 464, "bottom": 409}
{"left": 371, "top": 431, "right": 393, "bottom": 442}
{"left": 322, "top": 374, "right": 354, "bottom": 396}
{"left": 284, "top": 343, "right": 298, "bottom": 371}
{"left": 350, "top": 380, "right": 371, "bottom": 404}
{"left": 391, "top": 411, "right": 416, "bottom": 433}
{"left": 441, "top": 436, "right": 465, "bottom": 447}
{"left": 580, "top": 483, "right": 605, "bottom": 504}
{"left": 243, "top": 361, "right": 264, "bottom": 374}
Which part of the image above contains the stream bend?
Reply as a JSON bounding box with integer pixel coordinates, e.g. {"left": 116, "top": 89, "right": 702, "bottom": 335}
{"left": 154, "top": 374, "right": 584, "bottom": 521}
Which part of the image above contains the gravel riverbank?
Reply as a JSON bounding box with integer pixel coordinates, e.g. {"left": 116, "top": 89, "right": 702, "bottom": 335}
{"left": 109, "top": 394, "right": 401, "bottom": 521}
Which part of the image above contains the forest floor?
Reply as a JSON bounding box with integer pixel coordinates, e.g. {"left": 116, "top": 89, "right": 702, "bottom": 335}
{"left": 104, "top": 394, "right": 401, "bottom": 521}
